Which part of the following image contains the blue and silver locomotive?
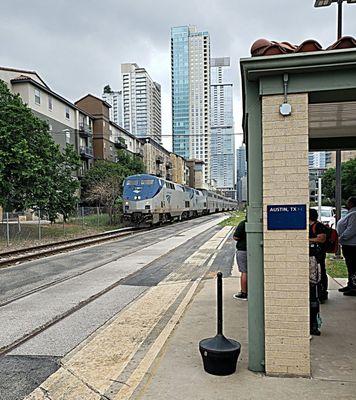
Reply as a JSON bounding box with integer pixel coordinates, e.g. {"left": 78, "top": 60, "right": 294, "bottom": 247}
{"left": 123, "top": 174, "right": 237, "bottom": 226}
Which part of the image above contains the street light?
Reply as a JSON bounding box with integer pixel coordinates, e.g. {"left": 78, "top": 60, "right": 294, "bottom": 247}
{"left": 314, "top": 0, "right": 356, "bottom": 39}
{"left": 314, "top": 0, "right": 356, "bottom": 256}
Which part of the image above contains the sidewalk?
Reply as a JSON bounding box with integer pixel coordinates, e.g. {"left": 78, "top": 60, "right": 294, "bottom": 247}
{"left": 136, "top": 272, "right": 356, "bottom": 399}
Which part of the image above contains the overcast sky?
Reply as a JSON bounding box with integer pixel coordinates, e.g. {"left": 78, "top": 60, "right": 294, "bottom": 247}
{"left": 1, "top": 0, "right": 356, "bottom": 150}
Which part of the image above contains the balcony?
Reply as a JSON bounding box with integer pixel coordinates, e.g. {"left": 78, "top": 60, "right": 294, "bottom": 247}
{"left": 135, "top": 148, "right": 144, "bottom": 158}
{"left": 80, "top": 146, "right": 94, "bottom": 159}
{"left": 78, "top": 122, "right": 92, "bottom": 138}
{"left": 156, "top": 155, "right": 164, "bottom": 164}
{"left": 114, "top": 137, "right": 127, "bottom": 149}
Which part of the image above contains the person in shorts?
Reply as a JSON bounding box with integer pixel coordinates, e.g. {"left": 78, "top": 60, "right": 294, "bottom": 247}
{"left": 233, "top": 218, "right": 247, "bottom": 300}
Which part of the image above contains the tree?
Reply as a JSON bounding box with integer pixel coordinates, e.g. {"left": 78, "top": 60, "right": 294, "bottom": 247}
{"left": 103, "top": 85, "right": 112, "bottom": 94}
{"left": 116, "top": 149, "right": 145, "bottom": 175}
{"left": 0, "top": 79, "right": 80, "bottom": 220}
{"left": 81, "top": 161, "right": 128, "bottom": 223}
{"left": 81, "top": 151, "right": 145, "bottom": 223}
{"left": 322, "top": 158, "right": 356, "bottom": 204}
{"left": 45, "top": 145, "right": 81, "bottom": 222}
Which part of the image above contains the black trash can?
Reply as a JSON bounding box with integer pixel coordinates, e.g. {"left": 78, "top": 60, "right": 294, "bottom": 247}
{"left": 199, "top": 272, "right": 241, "bottom": 376}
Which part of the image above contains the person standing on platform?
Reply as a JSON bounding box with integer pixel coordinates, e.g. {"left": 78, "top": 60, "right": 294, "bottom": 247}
{"left": 309, "top": 209, "right": 328, "bottom": 302}
{"left": 337, "top": 196, "right": 356, "bottom": 296}
{"left": 233, "top": 218, "right": 247, "bottom": 300}
{"left": 309, "top": 208, "right": 326, "bottom": 336}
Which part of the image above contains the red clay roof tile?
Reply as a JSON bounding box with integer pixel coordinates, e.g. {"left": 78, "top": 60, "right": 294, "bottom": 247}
{"left": 250, "top": 36, "right": 356, "bottom": 57}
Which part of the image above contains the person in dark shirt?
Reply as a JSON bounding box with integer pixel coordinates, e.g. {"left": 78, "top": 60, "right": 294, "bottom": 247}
{"left": 233, "top": 219, "right": 247, "bottom": 300}
{"left": 309, "top": 208, "right": 327, "bottom": 336}
{"left": 309, "top": 208, "right": 328, "bottom": 302}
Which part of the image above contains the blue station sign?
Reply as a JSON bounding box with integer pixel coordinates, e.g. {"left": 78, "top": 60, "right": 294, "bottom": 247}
{"left": 267, "top": 204, "right": 307, "bottom": 230}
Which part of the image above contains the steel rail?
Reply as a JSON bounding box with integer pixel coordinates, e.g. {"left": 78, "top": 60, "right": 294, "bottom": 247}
{"left": 0, "top": 227, "right": 142, "bottom": 268}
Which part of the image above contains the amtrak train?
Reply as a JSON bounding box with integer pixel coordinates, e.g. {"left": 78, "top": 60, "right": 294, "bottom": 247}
{"left": 122, "top": 174, "right": 237, "bottom": 226}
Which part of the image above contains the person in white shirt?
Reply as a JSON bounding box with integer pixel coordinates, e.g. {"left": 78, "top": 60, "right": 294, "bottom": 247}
{"left": 336, "top": 196, "right": 356, "bottom": 296}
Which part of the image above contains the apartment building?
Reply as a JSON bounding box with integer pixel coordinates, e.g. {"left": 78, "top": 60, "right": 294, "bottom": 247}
{"left": 170, "top": 153, "right": 189, "bottom": 185}
{"left": 171, "top": 26, "right": 211, "bottom": 183}
{"left": 76, "top": 95, "right": 190, "bottom": 184}
{"left": 121, "top": 63, "right": 162, "bottom": 143}
{"left": 186, "top": 159, "right": 206, "bottom": 189}
{"left": 137, "top": 137, "right": 172, "bottom": 181}
{"left": 75, "top": 94, "right": 118, "bottom": 163}
{"left": 0, "top": 66, "right": 94, "bottom": 175}
{"left": 326, "top": 150, "right": 356, "bottom": 167}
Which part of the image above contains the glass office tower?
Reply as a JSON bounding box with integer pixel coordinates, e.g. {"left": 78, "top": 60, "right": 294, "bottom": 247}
{"left": 171, "top": 26, "right": 211, "bottom": 183}
{"left": 171, "top": 26, "right": 190, "bottom": 159}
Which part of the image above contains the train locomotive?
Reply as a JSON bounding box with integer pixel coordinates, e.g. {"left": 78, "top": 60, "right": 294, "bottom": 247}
{"left": 122, "top": 174, "right": 238, "bottom": 226}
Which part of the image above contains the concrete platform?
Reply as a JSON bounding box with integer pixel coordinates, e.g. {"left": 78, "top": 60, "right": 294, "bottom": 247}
{"left": 136, "top": 274, "right": 356, "bottom": 400}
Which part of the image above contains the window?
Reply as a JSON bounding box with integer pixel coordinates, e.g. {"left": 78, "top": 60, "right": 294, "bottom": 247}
{"left": 126, "top": 179, "right": 139, "bottom": 186}
{"left": 65, "top": 106, "right": 70, "bottom": 119}
{"left": 65, "top": 131, "right": 70, "bottom": 144}
{"left": 141, "top": 179, "right": 154, "bottom": 185}
{"left": 34, "top": 89, "right": 41, "bottom": 105}
{"left": 48, "top": 96, "right": 53, "bottom": 111}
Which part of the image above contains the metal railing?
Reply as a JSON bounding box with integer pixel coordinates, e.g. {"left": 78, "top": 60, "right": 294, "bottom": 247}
{"left": 80, "top": 146, "right": 94, "bottom": 158}
{"left": 78, "top": 122, "right": 93, "bottom": 137}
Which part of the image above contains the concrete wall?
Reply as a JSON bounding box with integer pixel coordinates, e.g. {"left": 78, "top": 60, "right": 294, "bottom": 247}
{"left": 262, "top": 94, "right": 310, "bottom": 377}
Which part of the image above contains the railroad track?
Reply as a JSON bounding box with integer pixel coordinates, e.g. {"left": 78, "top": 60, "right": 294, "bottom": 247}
{"left": 0, "top": 227, "right": 142, "bottom": 268}
{"left": 0, "top": 216, "right": 219, "bottom": 356}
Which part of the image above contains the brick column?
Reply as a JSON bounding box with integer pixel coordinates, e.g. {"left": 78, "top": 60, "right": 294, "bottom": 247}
{"left": 262, "top": 94, "right": 310, "bottom": 377}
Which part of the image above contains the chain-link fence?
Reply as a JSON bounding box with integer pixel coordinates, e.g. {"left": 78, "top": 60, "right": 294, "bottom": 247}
{"left": 0, "top": 207, "right": 122, "bottom": 251}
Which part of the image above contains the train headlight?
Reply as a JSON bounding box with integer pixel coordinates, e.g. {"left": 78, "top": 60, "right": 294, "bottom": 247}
{"left": 137, "top": 196, "right": 141, "bottom": 200}
{"left": 125, "top": 201, "right": 129, "bottom": 205}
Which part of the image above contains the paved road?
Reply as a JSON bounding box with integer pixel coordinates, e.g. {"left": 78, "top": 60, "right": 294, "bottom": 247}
{"left": 0, "top": 214, "right": 236, "bottom": 400}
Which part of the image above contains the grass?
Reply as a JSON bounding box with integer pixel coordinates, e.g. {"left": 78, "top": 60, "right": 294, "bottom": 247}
{"left": 326, "top": 256, "right": 348, "bottom": 278}
{"left": 0, "top": 213, "right": 123, "bottom": 252}
{"left": 219, "top": 211, "right": 245, "bottom": 227}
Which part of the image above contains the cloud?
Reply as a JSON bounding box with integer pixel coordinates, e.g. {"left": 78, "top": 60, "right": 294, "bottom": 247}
{"left": 1, "top": 0, "right": 356, "bottom": 150}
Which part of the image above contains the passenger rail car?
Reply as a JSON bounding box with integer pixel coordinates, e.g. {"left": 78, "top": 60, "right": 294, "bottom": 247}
{"left": 123, "top": 174, "right": 237, "bottom": 227}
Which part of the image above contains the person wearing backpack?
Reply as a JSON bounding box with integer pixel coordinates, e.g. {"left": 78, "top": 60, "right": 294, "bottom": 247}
{"left": 309, "top": 208, "right": 328, "bottom": 302}
{"left": 336, "top": 196, "right": 356, "bottom": 296}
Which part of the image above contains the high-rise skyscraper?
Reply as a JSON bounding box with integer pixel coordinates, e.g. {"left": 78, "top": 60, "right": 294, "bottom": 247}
{"left": 210, "top": 57, "right": 235, "bottom": 198}
{"left": 121, "top": 63, "right": 162, "bottom": 143}
{"left": 236, "top": 145, "right": 247, "bottom": 202}
{"left": 308, "top": 151, "right": 331, "bottom": 169}
{"left": 102, "top": 87, "right": 123, "bottom": 127}
{"left": 171, "top": 26, "right": 211, "bottom": 183}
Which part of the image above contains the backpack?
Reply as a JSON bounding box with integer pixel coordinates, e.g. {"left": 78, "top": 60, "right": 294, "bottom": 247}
{"left": 309, "top": 255, "right": 321, "bottom": 285}
{"left": 325, "top": 228, "right": 339, "bottom": 253}
{"left": 311, "top": 223, "right": 339, "bottom": 254}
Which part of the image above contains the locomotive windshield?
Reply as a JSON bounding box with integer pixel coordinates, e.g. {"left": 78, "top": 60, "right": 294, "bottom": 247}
{"left": 141, "top": 179, "right": 154, "bottom": 185}
{"left": 123, "top": 175, "right": 162, "bottom": 200}
{"left": 126, "top": 179, "right": 139, "bottom": 186}
{"left": 126, "top": 179, "right": 154, "bottom": 186}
